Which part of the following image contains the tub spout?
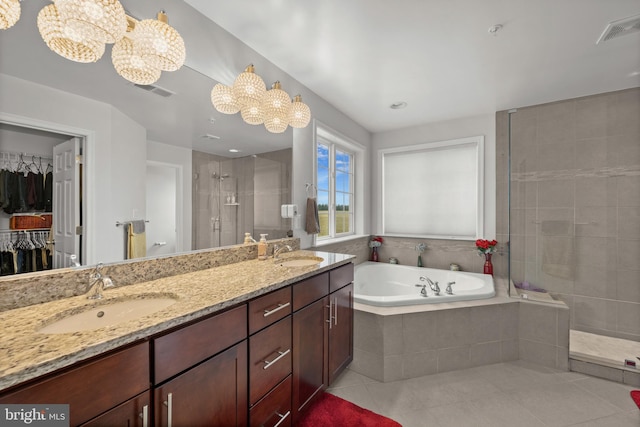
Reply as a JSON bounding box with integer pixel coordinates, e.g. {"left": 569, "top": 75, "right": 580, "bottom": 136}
{"left": 420, "top": 276, "right": 440, "bottom": 295}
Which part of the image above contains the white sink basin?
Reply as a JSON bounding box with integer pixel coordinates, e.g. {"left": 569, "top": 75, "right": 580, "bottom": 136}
{"left": 276, "top": 256, "right": 324, "bottom": 268}
{"left": 37, "top": 297, "right": 178, "bottom": 334}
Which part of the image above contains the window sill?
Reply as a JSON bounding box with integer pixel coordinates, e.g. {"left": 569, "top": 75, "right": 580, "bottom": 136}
{"left": 313, "top": 234, "right": 368, "bottom": 248}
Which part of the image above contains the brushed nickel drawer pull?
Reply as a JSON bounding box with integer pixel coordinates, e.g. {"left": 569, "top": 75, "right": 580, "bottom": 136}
{"left": 263, "top": 302, "right": 290, "bottom": 317}
{"left": 139, "top": 404, "right": 148, "bottom": 427}
{"left": 274, "top": 410, "right": 291, "bottom": 427}
{"left": 263, "top": 348, "right": 291, "bottom": 370}
{"left": 164, "top": 393, "right": 173, "bottom": 427}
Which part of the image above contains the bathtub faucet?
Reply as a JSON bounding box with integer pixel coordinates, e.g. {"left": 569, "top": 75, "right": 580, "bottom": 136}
{"left": 415, "top": 284, "right": 428, "bottom": 297}
{"left": 445, "top": 281, "right": 455, "bottom": 295}
{"left": 420, "top": 276, "right": 440, "bottom": 296}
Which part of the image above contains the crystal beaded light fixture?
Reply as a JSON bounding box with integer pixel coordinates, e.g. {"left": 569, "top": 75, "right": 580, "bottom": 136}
{"left": 134, "top": 10, "right": 185, "bottom": 72}
{"left": 288, "top": 94, "right": 311, "bottom": 128}
{"left": 240, "top": 103, "right": 265, "bottom": 125}
{"left": 233, "top": 64, "right": 266, "bottom": 108}
{"left": 112, "top": 36, "right": 161, "bottom": 85}
{"left": 38, "top": 3, "right": 105, "bottom": 63}
{"left": 263, "top": 81, "right": 292, "bottom": 133}
{"left": 211, "top": 83, "right": 240, "bottom": 114}
{"left": 0, "top": 0, "right": 20, "bottom": 30}
{"left": 55, "top": 0, "right": 127, "bottom": 44}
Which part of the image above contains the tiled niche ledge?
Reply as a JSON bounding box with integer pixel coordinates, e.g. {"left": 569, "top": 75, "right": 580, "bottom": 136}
{"left": 0, "top": 238, "right": 299, "bottom": 312}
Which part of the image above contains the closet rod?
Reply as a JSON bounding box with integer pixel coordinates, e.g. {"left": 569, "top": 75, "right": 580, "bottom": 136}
{"left": 0, "top": 151, "right": 53, "bottom": 161}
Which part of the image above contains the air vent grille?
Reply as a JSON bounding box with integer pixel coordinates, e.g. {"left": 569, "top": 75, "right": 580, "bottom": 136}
{"left": 596, "top": 13, "right": 640, "bottom": 44}
{"left": 133, "top": 83, "right": 175, "bottom": 97}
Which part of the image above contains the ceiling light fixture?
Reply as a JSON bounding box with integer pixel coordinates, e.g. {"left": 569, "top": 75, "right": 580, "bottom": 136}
{"left": 211, "top": 83, "right": 240, "bottom": 114}
{"left": 263, "top": 81, "right": 292, "bottom": 134}
{"left": 37, "top": 4, "right": 106, "bottom": 63}
{"left": 289, "top": 95, "right": 311, "bottom": 128}
{"left": 55, "top": 0, "right": 127, "bottom": 44}
{"left": 0, "top": 0, "right": 20, "bottom": 30}
{"left": 212, "top": 64, "right": 312, "bottom": 132}
{"left": 134, "top": 10, "right": 185, "bottom": 72}
{"left": 28, "top": 2, "right": 183, "bottom": 82}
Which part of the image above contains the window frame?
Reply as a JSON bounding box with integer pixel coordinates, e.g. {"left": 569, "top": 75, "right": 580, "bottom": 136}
{"left": 314, "top": 126, "right": 358, "bottom": 243}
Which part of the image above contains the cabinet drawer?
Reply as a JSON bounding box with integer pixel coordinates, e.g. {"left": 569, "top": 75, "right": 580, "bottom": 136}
{"left": 329, "top": 263, "right": 354, "bottom": 293}
{"left": 249, "top": 316, "right": 292, "bottom": 405}
{"left": 81, "top": 390, "right": 150, "bottom": 427}
{"left": 250, "top": 375, "right": 292, "bottom": 427}
{"left": 249, "top": 287, "right": 292, "bottom": 334}
{"left": 153, "top": 304, "right": 247, "bottom": 384}
{"left": 0, "top": 342, "right": 149, "bottom": 427}
{"left": 292, "top": 272, "right": 329, "bottom": 311}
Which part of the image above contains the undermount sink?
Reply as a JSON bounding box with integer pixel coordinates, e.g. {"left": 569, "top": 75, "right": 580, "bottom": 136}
{"left": 276, "top": 256, "right": 324, "bottom": 268}
{"left": 37, "top": 296, "right": 178, "bottom": 334}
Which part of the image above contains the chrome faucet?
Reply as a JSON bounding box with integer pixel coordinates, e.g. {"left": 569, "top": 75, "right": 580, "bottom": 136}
{"left": 415, "top": 284, "right": 428, "bottom": 297}
{"left": 445, "top": 281, "right": 455, "bottom": 295}
{"left": 420, "top": 276, "right": 440, "bottom": 296}
{"left": 86, "top": 263, "right": 114, "bottom": 300}
{"left": 273, "top": 244, "right": 294, "bottom": 259}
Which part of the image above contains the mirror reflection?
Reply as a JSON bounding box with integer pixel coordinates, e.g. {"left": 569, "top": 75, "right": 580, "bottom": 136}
{"left": 0, "top": 0, "right": 293, "bottom": 274}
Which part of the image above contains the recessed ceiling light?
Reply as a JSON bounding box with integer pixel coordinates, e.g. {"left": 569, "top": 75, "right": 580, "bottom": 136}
{"left": 390, "top": 102, "right": 407, "bottom": 110}
{"left": 488, "top": 24, "right": 503, "bottom": 35}
{"left": 229, "top": 149, "right": 240, "bottom": 153}
{"left": 208, "top": 117, "right": 216, "bottom": 124}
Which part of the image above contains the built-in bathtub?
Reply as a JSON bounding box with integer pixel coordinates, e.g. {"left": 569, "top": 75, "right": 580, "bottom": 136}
{"left": 354, "top": 262, "right": 495, "bottom": 306}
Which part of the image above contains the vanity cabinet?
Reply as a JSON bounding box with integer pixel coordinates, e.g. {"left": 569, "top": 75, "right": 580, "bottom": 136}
{"left": 152, "top": 305, "right": 248, "bottom": 427}
{"left": 248, "top": 287, "right": 293, "bottom": 426}
{"left": 291, "top": 263, "right": 354, "bottom": 423}
{"left": 80, "top": 391, "right": 150, "bottom": 427}
{"left": 0, "top": 342, "right": 150, "bottom": 427}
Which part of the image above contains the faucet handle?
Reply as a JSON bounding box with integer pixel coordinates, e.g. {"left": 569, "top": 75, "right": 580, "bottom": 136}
{"left": 102, "top": 277, "right": 115, "bottom": 289}
{"left": 445, "top": 281, "right": 455, "bottom": 295}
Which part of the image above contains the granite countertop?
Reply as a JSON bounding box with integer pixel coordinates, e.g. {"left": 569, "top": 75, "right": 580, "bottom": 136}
{"left": 0, "top": 250, "right": 354, "bottom": 392}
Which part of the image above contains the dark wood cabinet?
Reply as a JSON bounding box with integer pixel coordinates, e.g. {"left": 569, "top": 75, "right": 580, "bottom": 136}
{"left": 328, "top": 282, "right": 354, "bottom": 385}
{"left": 80, "top": 391, "right": 150, "bottom": 427}
{"left": 154, "top": 342, "right": 248, "bottom": 427}
{"left": 291, "top": 263, "right": 354, "bottom": 423}
{"left": 1, "top": 261, "right": 353, "bottom": 427}
{"left": 0, "top": 342, "right": 149, "bottom": 427}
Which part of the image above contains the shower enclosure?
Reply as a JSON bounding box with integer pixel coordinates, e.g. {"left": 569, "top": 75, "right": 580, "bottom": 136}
{"left": 192, "top": 149, "right": 292, "bottom": 250}
{"left": 501, "top": 88, "right": 640, "bottom": 344}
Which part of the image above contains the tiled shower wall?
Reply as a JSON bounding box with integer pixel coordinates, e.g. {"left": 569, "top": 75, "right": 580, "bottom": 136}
{"left": 496, "top": 87, "right": 640, "bottom": 342}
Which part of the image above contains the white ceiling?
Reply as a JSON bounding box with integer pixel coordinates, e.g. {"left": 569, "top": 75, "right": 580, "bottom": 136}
{"left": 186, "top": 0, "right": 640, "bottom": 133}
{"left": 1, "top": 0, "right": 638, "bottom": 154}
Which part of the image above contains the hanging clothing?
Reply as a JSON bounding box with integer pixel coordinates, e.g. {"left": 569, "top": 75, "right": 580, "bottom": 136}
{"left": 35, "top": 172, "right": 45, "bottom": 210}
{"left": 44, "top": 171, "right": 53, "bottom": 212}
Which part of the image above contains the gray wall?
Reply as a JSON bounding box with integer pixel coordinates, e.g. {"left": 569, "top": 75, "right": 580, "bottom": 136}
{"left": 497, "top": 87, "right": 640, "bottom": 342}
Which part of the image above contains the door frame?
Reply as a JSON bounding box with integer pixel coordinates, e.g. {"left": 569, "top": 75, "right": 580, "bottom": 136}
{"left": 146, "top": 160, "right": 184, "bottom": 254}
{"left": 0, "top": 112, "right": 94, "bottom": 266}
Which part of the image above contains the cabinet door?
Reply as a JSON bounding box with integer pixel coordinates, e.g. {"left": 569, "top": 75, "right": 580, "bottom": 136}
{"left": 328, "top": 283, "right": 354, "bottom": 385}
{"left": 292, "top": 296, "right": 328, "bottom": 424}
{"left": 80, "top": 391, "right": 150, "bottom": 427}
{"left": 154, "top": 342, "right": 248, "bottom": 427}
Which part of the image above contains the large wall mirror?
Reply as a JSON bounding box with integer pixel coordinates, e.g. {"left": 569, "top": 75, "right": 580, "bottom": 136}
{"left": 0, "top": 0, "right": 293, "bottom": 273}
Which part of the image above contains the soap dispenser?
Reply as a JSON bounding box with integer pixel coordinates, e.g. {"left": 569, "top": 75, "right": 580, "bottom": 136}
{"left": 257, "top": 234, "right": 268, "bottom": 260}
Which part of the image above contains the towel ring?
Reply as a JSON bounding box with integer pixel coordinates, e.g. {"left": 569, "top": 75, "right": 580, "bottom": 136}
{"left": 305, "top": 183, "right": 317, "bottom": 198}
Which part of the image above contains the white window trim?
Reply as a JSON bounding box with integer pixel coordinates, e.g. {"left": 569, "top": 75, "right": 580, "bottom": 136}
{"left": 313, "top": 121, "right": 365, "bottom": 245}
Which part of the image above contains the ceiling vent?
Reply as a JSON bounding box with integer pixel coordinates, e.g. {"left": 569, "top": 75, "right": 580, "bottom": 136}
{"left": 133, "top": 83, "right": 176, "bottom": 97}
{"left": 596, "top": 13, "right": 640, "bottom": 44}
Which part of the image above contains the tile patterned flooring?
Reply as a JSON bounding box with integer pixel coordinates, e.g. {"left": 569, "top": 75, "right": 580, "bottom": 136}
{"left": 327, "top": 361, "right": 640, "bottom": 426}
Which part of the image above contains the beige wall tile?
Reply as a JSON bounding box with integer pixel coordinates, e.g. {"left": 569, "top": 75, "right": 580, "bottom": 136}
{"left": 383, "top": 314, "right": 404, "bottom": 356}
{"left": 575, "top": 207, "right": 617, "bottom": 238}
{"left": 574, "top": 265, "right": 617, "bottom": 299}
{"left": 382, "top": 355, "right": 404, "bottom": 382}
{"left": 402, "top": 311, "right": 440, "bottom": 353}
{"left": 437, "top": 346, "right": 470, "bottom": 373}
{"left": 500, "top": 303, "right": 519, "bottom": 340}
{"left": 618, "top": 175, "right": 640, "bottom": 207}
{"left": 617, "top": 239, "right": 640, "bottom": 270}
{"left": 609, "top": 133, "right": 640, "bottom": 167}
{"left": 519, "top": 302, "right": 558, "bottom": 345}
{"left": 351, "top": 348, "right": 384, "bottom": 382}
{"left": 576, "top": 94, "right": 608, "bottom": 140}
{"left": 470, "top": 342, "right": 502, "bottom": 367}
{"left": 575, "top": 177, "right": 617, "bottom": 208}
{"left": 537, "top": 142, "right": 576, "bottom": 171}
{"left": 354, "top": 311, "right": 384, "bottom": 354}
{"left": 570, "top": 360, "right": 623, "bottom": 382}
{"left": 432, "top": 308, "right": 471, "bottom": 349}
{"left": 616, "top": 300, "right": 640, "bottom": 336}
{"left": 606, "top": 88, "right": 640, "bottom": 137}
{"left": 623, "top": 370, "right": 640, "bottom": 387}
{"left": 519, "top": 339, "right": 558, "bottom": 368}
{"left": 501, "top": 339, "right": 519, "bottom": 361}
{"left": 538, "top": 180, "right": 575, "bottom": 208}
{"left": 536, "top": 100, "right": 576, "bottom": 145}
{"left": 575, "top": 237, "right": 617, "bottom": 269}
{"left": 401, "top": 350, "right": 437, "bottom": 380}
{"left": 617, "top": 269, "right": 640, "bottom": 303}
{"left": 573, "top": 296, "right": 617, "bottom": 332}
{"left": 618, "top": 207, "right": 640, "bottom": 239}
{"left": 469, "top": 305, "right": 502, "bottom": 343}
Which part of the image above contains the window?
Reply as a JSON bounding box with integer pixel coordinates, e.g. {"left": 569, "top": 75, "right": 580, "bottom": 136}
{"left": 380, "top": 135, "right": 484, "bottom": 240}
{"left": 316, "top": 137, "right": 355, "bottom": 240}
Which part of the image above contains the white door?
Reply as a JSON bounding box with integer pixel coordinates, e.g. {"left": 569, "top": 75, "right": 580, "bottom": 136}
{"left": 53, "top": 137, "right": 80, "bottom": 268}
{"left": 146, "top": 163, "right": 178, "bottom": 256}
